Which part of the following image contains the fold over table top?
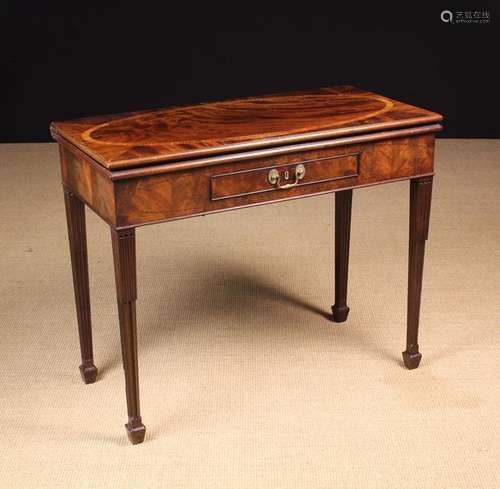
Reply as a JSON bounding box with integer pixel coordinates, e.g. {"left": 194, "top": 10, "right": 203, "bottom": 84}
{"left": 51, "top": 85, "right": 442, "bottom": 171}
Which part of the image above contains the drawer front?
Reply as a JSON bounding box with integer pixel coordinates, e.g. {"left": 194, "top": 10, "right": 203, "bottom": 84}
{"left": 210, "top": 153, "right": 360, "bottom": 201}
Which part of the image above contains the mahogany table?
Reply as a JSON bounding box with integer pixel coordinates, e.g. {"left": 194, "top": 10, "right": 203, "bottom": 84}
{"left": 51, "top": 86, "right": 442, "bottom": 444}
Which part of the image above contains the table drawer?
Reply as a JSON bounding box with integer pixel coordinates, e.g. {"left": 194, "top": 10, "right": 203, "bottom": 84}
{"left": 210, "top": 153, "right": 360, "bottom": 201}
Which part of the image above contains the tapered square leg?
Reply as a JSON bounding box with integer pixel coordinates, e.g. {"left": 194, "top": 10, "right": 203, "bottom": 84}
{"left": 63, "top": 187, "right": 98, "bottom": 384}
{"left": 331, "top": 189, "right": 353, "bottom": 323}
{"left": 111, "top": 227, "right": 146, "bottom": 444}
{"left": 403, "top": 176, "right": 433, "bottom": 369}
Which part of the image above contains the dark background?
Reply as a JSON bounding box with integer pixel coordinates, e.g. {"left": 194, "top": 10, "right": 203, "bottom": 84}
{"left": 4, "top": 3, "right": 499, "bottom": 141}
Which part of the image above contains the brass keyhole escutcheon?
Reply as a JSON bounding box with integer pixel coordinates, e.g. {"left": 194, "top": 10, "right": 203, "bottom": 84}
{"left": 267, "top": 164, "right": 306, "bottom": 189}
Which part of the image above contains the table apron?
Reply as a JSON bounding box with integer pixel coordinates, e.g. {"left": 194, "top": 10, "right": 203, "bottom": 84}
{"left": 60, "top": 133, "right": 435, "bottom": 229}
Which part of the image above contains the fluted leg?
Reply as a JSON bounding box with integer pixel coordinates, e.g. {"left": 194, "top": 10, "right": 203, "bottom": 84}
{"left": 403, "top": 176, "right": 433, "bottom": 369}
{"left": 111, "top": 227, "right": 146, "bottom": 444}
{"left": 331, "top": 189, "right": 353, "bottom": 322}
{"left": 63, "top": 187, "right": 98, "bottom": 384}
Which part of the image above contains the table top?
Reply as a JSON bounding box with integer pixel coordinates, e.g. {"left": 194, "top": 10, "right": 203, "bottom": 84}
{"left": 51, "top": 85, "right": 442, "bottom": 171}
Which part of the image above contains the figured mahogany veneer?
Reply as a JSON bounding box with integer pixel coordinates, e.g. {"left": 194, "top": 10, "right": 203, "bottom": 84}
{"left": 57, "top": 130, "right": 437, "bottom": 228}
{"left": 51, "top": 85, "right": 441, "bottom": 170}
{"left": 52, "top": 86, "right": 442, "bottom": 444}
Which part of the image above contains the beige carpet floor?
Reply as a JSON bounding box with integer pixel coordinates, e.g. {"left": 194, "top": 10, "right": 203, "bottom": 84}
{"left": 0, "top": 140, "right": 499, "bottom": 488}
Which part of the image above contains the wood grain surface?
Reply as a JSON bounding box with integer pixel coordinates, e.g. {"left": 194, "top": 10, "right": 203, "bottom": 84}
{"left": 51, "top": 86, "right": 442, "bottom": 170}
{"left": 111, "top": 134, "right": 435, "bottom": 228}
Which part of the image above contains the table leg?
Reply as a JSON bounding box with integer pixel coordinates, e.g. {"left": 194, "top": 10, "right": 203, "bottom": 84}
{"left": 403, "top": 175, "right": 433, "bottom": 369}
{"left": 332, "top": 189, "right": 353, "bottom": 322}
{"left": 63, "top": 187, "right": 98, "bottom": 384}
{"left": 111, "top": 227, "right": 146, "bottom": 444}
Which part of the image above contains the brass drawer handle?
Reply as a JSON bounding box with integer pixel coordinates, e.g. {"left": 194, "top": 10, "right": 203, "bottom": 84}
{"left": 268, "top": 164, "right": 306, "bottom": 189}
